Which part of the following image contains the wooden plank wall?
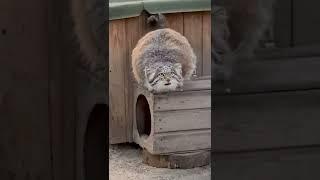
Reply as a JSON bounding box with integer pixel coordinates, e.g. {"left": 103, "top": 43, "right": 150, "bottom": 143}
{"left": 109, "top": 11, "right": 211, "bottom": 144}
{"left": 0, "top": 0, "right": 52, "bottom": 178}
{"left": 212, "top": 2, "right": 320, "bottom": 179}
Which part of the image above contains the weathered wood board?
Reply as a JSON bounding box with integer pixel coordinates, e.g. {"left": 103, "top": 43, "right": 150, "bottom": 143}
{"left": 154, "top": 109, "right": 211, "bottom": 133}
{"left": 213, "top": 89, "right": 320, "bottom": 152}
{"left": 132, "top": 77, "right": 211, "bottom": 155}
{"left": 212, "top": 1, "right": 320, "bottom": 179}
{"left": 215, "top": 146, "right": 320, "bottom": 180}
{"left": 213, "top": 57, "right": 320, "bottom": 95}
{"left": 0, "top": 0, "right": 51, "bottom": 178}
{"left": 109, "top": 20, "right": 128, "bottom": 144}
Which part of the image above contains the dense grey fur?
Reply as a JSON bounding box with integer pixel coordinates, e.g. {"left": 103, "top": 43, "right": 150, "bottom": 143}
{"left": 132, "top": 13, "right": 196, "bottom": 93}
{"left": 212, "top": 0, "right": 277, "bottom": 81}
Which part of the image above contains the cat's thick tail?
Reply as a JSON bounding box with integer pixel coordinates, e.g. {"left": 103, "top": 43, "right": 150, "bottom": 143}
{"left": 145, "top": 11, "right": 166, "bottom": 31}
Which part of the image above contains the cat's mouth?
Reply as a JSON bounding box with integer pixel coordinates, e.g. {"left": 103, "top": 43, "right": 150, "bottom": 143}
{"left": 164, "top": 82, "right": 171, "bottom": 86}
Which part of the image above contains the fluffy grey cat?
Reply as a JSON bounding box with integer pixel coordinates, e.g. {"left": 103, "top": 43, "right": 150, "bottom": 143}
{"left": 131, "top": 13, "right": 196, "bottom": 93}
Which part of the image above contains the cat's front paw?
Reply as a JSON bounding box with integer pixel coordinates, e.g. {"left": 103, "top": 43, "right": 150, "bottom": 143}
{"left": 144, "top": 81, "right": 154, "bottom": 92}
{"left": 147, "top": 86, "right": 154, "bottom": 92}
{"left": 176, "top": 87, "right": 184, "bottom": 92}
{"left": 176, "top": 84, "right": 184, "bottom": 91}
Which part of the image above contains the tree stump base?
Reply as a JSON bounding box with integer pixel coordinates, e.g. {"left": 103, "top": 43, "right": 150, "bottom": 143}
{"left": 142, "top": 149, "right": 211, "bottom": 169}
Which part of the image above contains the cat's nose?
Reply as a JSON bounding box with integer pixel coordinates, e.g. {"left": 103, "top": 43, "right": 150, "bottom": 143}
{"left": 164, "top": 79, "right": 171, "bottom": 85}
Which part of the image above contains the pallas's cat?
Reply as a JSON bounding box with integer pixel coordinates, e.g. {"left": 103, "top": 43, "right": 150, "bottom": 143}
{"left": 131, "top": 13, "right": 196, "bottom": 93}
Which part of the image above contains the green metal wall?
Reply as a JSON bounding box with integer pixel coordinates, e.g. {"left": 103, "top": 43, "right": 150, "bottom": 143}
{"left": 109, "top": 0, "right": 211, "bottom": 20}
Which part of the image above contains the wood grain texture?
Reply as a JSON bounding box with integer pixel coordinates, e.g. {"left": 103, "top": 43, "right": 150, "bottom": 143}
{"left": 213, "top": 89, "right": 320, "bottom": 152}
{"left": 0, "top": 0, "right": 52, "bottom": 178}
{"left": 215, "top": 147, "right": 320, "bottom": 180}
{"left": 153, "top": 129, "right": 211, "bottom": 154}
{"left": 183, "top": 78, "right": 211, "bottom": 91}
{"left": 139, "top": 12, "right": 148, "bottom": 37}
{"left": 142, "top": 149, "right": 210, "bottom": 169}
{"left": 202, "top": 12, "right": 211, "bottom": 76}
{"left": 293, "top": 0, "right": 320, "bottom": 46}
{"left": 109, "top": 20, "right": 128, "bottom": 144}
{"left": 153, "top": 108, "right": 211, "bottom": 133}
{"left": 183, "top": 13, "right": 203, "bottom": 76}
{"left": 125, "top": 17, "right": 140, "bottom": 142}
{"left": 165, "top": 13, "right": 184, "bottom": 34}
{"left": 154, "top": 90, "right": 211, "bottom": 112}
{"left": 161, "top": 77, "right": 211, "bottom": 92}
{"left": 274, "top": 0, "right": 292, "bottom": 48}
{"left": 213, "top": 57, "right": 320, "bottom": 95}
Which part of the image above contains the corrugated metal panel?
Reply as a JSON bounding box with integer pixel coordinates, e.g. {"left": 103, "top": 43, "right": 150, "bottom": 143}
{"left": 109, "top": 0, "right": 211, "bottom": 20}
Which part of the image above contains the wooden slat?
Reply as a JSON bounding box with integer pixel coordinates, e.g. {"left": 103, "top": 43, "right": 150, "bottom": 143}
{"left": 154, "top": 90, "right": 211, "bottom": 112}
{"left": 183, "top": 78, "right": 211, "bottom": 91}
{"left": 255, "top": 45, "right": 320, "bottom": 59}
{"left": 153, "top": 77, "right": 211, "bottom": 93}
{"left": 213, "top": 57, "right": 320, "bottom": 94}
{"left": 48, "top": 0, "right": 63, "bottom": 178}
{"left": 125, "top": 17, "right": 140, "bottom": 142}
{"left": 213, "top": 89, "right": 320, "bottom": 152}
{"left": 273, "top": 0, "right": 293, "bottom": 48}
{"left": 153, "top": 108, "right": 211, "bottom": 133}
{"left": 0, "top": 0, "right": 52, "bottom": 178}
{"left": 183, "top": 12, "right": 203, "bottom": 76}
{"left": 215, "top": 147, "right": 320, "bottom": 180}
{"left": 109, "top": 20, "right": 128, "bottom": 144}
{"left": 152, "top": 129, "right": 211, "bottom": 154}
{"left": 293, "top": 0, "right": 320, "bottom": 46}
{"left": 165, "top": 13, "right": 184, "bottom": 34}
{"left": 202, "top": 12, "right": 211, "bottom": 76}
{"left": 139, "top": 12, "right": 148, "bottom": 37}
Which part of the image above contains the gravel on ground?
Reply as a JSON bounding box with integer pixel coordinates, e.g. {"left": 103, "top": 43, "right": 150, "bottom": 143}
{"left": 109, "top": 143, "right": 211, "bottom": 180}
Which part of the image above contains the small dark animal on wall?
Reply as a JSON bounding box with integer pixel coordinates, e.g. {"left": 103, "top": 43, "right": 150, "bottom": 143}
{"left": 212, "top": 0, "right": 277, "bottom": 81}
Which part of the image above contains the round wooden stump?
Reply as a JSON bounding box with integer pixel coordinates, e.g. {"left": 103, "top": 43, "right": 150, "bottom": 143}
{"left": 142, "top": 149, "right": 210, "bottom": 169}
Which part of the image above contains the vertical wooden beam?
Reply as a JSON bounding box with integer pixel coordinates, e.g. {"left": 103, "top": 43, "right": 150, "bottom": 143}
{"left": 183, "top": 12, "right": 203, "bottom": 76}
{"left": 125, "top": 17, "right": 140, "bottom": 142}
{"left": 109, "top": 20, "right": 128, "bottom": 144}
{"left": 273, "top": 0, "right": 293, "bottom": 48}
{"left": 202, "top": 12, "right": 211, "bottom": 76}
{"left": 166, "top": 13, "right": 184, "bottom": 34}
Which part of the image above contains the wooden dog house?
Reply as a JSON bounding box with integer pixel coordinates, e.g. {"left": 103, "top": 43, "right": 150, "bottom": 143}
{"left": 132, "top": 76, "right": 211, "bottom": 168}
{"left": 133, "top": 77, "right": 211, "bottom": 155}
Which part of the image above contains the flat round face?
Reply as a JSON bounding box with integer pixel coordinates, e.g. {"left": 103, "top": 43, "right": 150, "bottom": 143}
{"left": 147, "top": 63, "right": 183, "bottom": 92}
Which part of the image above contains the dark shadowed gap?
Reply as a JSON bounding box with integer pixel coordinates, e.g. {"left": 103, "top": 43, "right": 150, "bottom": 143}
{"left": 136, "top": 95, "right": 151, "bottom": 137}
{"left": 84, "top": 104, "right": 107, "bottom": 180}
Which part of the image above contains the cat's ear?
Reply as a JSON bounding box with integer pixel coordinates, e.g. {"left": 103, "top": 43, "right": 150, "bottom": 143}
{"left": 173, "top": 63, "right": 182, "bottom": 73}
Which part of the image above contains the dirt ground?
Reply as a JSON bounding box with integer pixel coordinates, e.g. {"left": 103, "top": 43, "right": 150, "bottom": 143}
{"left": 109, "top": 144, "right": 211, "bottom": 180}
